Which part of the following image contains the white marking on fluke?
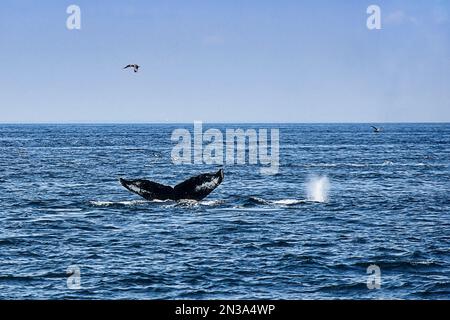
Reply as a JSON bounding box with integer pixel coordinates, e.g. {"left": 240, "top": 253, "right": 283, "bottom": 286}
{"left": 195, "top": 176, "right": 220, "bottom": 192}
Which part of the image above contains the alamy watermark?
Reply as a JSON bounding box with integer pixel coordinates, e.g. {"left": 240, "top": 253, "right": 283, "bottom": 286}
{"left": 66, "top": 265, "right": 81, "bottom": 289}
{"left": 66, "top": 5, "right": 81, "bottom": 30}
{"left": 171, "top": 122, "right": 280, "bottom": 175}
{"left": 367, "top": 5, "right": 381, "bottom": 30}
{"left": 366, "top": 264, "right": 381, "bottom": 289}
{"left": 64, "top": 5, "right": 379, "bottom": 31}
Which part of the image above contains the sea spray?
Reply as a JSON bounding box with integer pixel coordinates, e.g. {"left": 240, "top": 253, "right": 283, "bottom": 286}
{"left": 306, "top": 175, "right": 330, "bottom": 203}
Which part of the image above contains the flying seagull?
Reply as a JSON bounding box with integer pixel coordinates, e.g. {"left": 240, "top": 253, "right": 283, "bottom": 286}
{"left": 123, "top": 64, "right": 140, "bottom": 73}
{"left": 371, "top": 126, "right": 382, "bottom": 133}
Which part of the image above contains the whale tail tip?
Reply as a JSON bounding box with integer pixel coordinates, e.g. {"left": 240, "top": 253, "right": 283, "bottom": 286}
{"left": 217, "top": 168, "right": 224, "bottom": 180}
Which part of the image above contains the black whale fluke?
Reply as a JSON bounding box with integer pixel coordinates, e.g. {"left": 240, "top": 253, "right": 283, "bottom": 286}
{"left": 119, "top": 169, "right": 224, "bottom": 201}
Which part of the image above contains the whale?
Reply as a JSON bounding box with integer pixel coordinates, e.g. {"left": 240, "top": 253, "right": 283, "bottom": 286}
{"left": 119, "top": 169, "right": 224, "bottom": 201}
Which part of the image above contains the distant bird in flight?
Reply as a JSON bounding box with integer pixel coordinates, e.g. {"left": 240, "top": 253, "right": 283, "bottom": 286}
{"left": 123, "top": 64, "right": 140, "bottom": 73}
{"left": 371, "top": 126, "right": 382, "bottom": 133}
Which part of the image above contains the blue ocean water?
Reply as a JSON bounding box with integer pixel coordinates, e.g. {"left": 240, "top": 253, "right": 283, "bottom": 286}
{"left": 0, "top": 123, "right": 449, "bottom": 299}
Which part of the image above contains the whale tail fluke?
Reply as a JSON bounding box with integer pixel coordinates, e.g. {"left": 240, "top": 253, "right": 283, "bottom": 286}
{"left": 119, "top": 169, "right": 224, "bottom": 201}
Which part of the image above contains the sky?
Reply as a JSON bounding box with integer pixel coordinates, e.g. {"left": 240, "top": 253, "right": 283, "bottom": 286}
{"left": 0, "top": 0, "right": 449, "bottom": 123}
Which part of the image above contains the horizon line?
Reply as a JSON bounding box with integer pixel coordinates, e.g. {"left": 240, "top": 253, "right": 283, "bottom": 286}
{"left": 0, "top": 121, "right": 449, "bottom": 125}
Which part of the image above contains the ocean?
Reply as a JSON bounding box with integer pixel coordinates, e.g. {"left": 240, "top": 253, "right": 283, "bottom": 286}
{"left": 0, "top": 123, "right": 449, "bottom": 299}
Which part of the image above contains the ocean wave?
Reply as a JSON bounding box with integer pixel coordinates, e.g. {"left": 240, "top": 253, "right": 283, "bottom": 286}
{"left": 35, "top": 208, "right": 84, "bottom": 212}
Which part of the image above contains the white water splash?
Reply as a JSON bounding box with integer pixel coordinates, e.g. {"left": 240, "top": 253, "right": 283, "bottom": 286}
{"left": 272, "top": 199, "right": 306, "bottom": 205}
{"left": 199, "top": 199, "right": 225, "bottom": 206}
{"left": 306, "top": 175, "right": 330, "bottom": 203}
{"left": 89, "top": 200, "right": 160, "bottom": 206}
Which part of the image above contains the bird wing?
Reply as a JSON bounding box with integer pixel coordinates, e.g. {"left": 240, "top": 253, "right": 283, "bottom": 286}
{"left": 371, "top": 126, "right": 378, "bottom": 130}
{"left": 123, "top": 65, "right": 132, "bottom": 69}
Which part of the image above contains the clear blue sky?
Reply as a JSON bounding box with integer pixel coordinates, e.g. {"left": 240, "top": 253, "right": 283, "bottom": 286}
{"left": 0, "top": 0, "right": 449, "bottom": 123}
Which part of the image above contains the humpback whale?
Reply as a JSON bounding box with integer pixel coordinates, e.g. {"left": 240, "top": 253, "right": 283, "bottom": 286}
{"left": 119, "top": 169, "right": 224, "bottom": 201}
